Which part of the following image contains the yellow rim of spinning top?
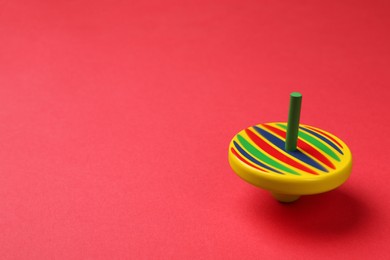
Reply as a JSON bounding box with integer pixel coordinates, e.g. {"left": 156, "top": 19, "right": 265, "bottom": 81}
{"left": 228, "top": 122, "right": 352, "bottom": 196}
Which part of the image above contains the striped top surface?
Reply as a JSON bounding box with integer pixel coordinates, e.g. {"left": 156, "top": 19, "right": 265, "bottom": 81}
{"left": 229, "top": 123, "right": 350, "bottom": 177}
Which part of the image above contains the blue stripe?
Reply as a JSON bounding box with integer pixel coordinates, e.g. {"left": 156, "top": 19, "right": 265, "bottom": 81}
{"left": 299, "top": 127, "right": 344, "bottom": 155}
{"left": 233, "top": 141, "right": 283, "bottom": 174}
{"left": 253, "top": 126, "right": 328, "bottom": 172}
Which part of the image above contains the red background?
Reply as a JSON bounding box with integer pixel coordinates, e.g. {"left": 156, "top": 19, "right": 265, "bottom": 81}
{"left": 1, "top": 0, "right": 389, "bottom": 259}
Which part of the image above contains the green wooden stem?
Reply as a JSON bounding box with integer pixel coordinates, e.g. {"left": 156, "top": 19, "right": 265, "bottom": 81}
{"left": 285, "top": 92, "right": 302, "bottom": 151}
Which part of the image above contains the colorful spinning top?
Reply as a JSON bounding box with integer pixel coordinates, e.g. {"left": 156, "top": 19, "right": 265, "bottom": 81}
{"left": 228, "top": 92, "right": 352, "bottom": 202}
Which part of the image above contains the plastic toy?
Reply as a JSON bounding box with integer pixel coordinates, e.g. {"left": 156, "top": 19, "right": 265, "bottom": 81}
{"left": 228, "top": 92, "right": 352, "bottom": 203}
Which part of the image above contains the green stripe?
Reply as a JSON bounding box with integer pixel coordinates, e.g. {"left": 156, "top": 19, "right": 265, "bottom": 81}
{"left": 277, "top": 124, "right": 340, "bottom": 161}
{"left": 237, "top": 134, "right": 300, "bottom": 175}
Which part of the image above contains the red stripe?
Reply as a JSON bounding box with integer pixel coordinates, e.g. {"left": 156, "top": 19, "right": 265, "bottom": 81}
{"left": 245, "top": 128, "right": 318, "bottom": 175}
{"left": 306, "top": 126, "right": 343, "bottom": 149}
{"left": 231, "top": 147, "right": 267, "bottom": 172}
{"left": 263, "top": 124, "right": 335, "bottom": 170}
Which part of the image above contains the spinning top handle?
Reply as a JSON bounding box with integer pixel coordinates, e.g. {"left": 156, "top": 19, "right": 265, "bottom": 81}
{"left": 285, "top": 92, "right": 302, "bottom": 151}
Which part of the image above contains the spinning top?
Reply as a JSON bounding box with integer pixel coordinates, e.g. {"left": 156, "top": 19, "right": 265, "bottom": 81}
{"left": 228, "top": 92, "right": 352, "bottom": 203}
